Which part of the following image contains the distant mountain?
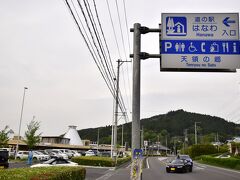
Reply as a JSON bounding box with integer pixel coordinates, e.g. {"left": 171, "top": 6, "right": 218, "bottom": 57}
{"left": 78, "top": 109, "right": 240, "bottom": 147}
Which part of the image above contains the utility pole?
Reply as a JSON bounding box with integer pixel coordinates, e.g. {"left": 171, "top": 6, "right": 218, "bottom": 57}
{"left": 121, "top": 124, "right": 124, "bottom": 148}
{"left": 132, "top": 23, "right": 141, "bottom": 154}
{"left": 113, "top": 59, "right": 121, "bottom": 159}
{"left": 97, "top": 128, "right": 99, "bottom": 152}
{"left": 195, "top": 122, "right": 200, "bottom": 145}
{"left": 165, "top": 136, "right": 168, "bottom": 156}
{"left": 141, "top": 126, "right": 144, "bottom": 149}
{"left": 130, "top": 24, "right": 161, "bottom": 157}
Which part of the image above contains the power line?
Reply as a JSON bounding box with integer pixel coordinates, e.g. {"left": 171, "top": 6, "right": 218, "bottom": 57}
{"left": 105, "top": 0, "right": 122, "bottom": 59}
{"left": 64, "top": 0, "right": 129, "bottom": 121}
{"left": 114, "top": 0, "right": 127, "bottom": 61}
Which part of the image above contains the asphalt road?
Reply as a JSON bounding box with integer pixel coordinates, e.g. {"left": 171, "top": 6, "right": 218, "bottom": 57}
{"left": 8, "top": 157, "right": 240, "bottom": 180}
{"left": 93, "top": 157, "right": 240, "bottom": 180}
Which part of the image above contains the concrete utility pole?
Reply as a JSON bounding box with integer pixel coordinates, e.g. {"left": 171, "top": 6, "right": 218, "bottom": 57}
{"left": 132, "top": 23, "right": 141, "bottom": 153}
{"left": 16, "top": 87, "right": 28, "bottom": 159}
{"left": 130, "top": 23, "right": 161, "bottom": 158}
{"left": 113, "top": 59, "right": 121, "bottom": 159}
{"left": 195, "top": 122, "right": 200, "bottom": 145}
{"left": 121, "top": 123, "right": 124, "bottom": 148}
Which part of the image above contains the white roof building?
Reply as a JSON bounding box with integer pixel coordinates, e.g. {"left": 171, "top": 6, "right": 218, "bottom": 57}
{"left": 64, "top": 125, "right": 83, "bottom": 146}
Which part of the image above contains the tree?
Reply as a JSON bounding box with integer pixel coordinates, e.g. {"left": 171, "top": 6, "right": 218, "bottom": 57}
{"left": 0, "top": 125, "right": 10, "bottom": 148}
{"left": 24, "top": 120, "right": 41, "bottom": 150}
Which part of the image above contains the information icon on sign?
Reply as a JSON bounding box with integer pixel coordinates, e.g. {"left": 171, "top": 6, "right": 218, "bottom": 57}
{"left": 166, "top": 17, "right": 187, "bottom": 36}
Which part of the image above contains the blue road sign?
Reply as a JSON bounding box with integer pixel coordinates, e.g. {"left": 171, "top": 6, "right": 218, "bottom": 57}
{"left": 161, "top": 13, "right": 240, "bottom": 71}
{"left": 133, "top": 149, "right": 143, "bottom": 159}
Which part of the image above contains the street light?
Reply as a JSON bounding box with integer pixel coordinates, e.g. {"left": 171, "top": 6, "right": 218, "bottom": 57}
{"left": 15, "top": 87, "right": 28, "bottom": 158}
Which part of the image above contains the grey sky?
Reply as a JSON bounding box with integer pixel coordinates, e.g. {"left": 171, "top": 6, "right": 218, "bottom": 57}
{"left": 0, "top": 0, "right": 240, "bottom": 136}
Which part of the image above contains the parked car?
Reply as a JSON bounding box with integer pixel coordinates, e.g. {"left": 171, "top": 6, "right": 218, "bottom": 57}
{"left": 30, "top": 158, "right": 78, "bottom": 168}
{"left": 85, "top": 150, "right": 96, "bottom": 156}
{"left": 33, "top": 151, "right": 50, "bottom": 161}
{"left": 177, "top": 154, "right": 193, "bottom": 172}
{"left": 51, "top": 150, "right": 68, "bottom": 159}
{"left": 99, "top": 151, "right": 111, "bottom": 157}
{"left": 71, "top": 150, "right": 82, "bottom": 157}
{"left": 0, "top": 150, "right": 9, "bottom": 168}
{"left": 166, "top": 159, "right": 191, "bottom": 173}
{"left": 16, "top": 151, "right": 29, "bottom": 160}
{"left": 0, "top": 148, "right": 15, "bottom": 157}
{"left": 77, "top": 150, "right": 86, "bottom": 156}
{"left": 57, "top": 149, "right": 74, "bottom": 159}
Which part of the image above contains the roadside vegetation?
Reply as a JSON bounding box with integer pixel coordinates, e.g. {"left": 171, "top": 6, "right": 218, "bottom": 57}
{"left": 0, "top": 166, "right": 86, "bottom": 180}
{"left": 196, "top": 155, "right": 240, "bottom": 170}
{"left": 72, "top": 156, "right": 131, "bottom": 167}
{"left": 24, "top": 120, "right": 41, "bottom": 150}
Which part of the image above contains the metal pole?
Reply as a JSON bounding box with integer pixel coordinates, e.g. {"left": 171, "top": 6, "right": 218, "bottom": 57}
{"left": 141, "top": 127, "right": 144, "bottom": 149}
{"left": 122, "top": 124, "right": 124, "bottom": 148}
{"left": 132, "top": 23, "right": 141, "bottom": 155}
{"left": 114, "top": 59, "right": 121, "bottom": 159}
{"left": 166, "top": 136, "right": 168, "bottom": 156}
{"left": 15, "top": 87, "right": 28, "bottom": 159}
{"left": 195, "top": 122, "right": 197, "bottom": 145}
{"left": 111, "top": 98, "right": 114, "bottom": 158}
{"left": 97, "top": 128, "right": 99, "bottom": 152}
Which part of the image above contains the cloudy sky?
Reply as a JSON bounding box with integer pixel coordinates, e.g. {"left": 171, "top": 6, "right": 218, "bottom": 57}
{"left": 1, "top": 0, "right": 240, "bottom": 136}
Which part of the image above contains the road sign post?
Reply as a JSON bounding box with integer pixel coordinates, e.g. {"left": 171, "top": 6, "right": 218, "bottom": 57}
{"left": 161, "top": 13, "right": 240, "bottom": 71}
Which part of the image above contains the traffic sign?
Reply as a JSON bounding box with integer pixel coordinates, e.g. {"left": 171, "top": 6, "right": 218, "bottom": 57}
{"left": 160, "top": 13, "right": 240, "bottom": 71}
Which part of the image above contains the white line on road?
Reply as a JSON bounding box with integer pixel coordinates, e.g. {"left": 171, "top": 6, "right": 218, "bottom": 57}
{"left": 95, "top": 171, "right": 116, "bottom": 180}
{"left": 157, "top": 157, "right": 168, "bottom": 162}
{"left": 146, "top": 158, "right": 150, "bottom": 169}
{"left": 196, "top": 162, "right": 240, "bottom": 174}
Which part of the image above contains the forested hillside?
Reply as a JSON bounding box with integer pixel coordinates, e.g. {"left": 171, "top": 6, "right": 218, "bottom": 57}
{"left": 78, "top": 110, "right": 240, "bottom": 147}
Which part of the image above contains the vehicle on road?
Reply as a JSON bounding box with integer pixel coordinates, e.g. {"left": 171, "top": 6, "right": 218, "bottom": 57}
{"left": 0, "top": 150, "right": 9, "bottom": 168}
{"left": 177, "top": 154, "right": 193, "bottom": 172}
{"left": 166, "top": 159, "right": 191, "bottom": 173}
{"left": 30, "top": 158, "right": 78, "bottom": 168}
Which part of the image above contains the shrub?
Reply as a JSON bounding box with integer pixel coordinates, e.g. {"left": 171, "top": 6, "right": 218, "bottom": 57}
{"left": 199, "top": 155, "right": 240, "bottom": 170}
{"left": 188, "top": 144, "right": 218, "bottom": 158}
{"left": 0, "top": 166, "right": 86, "bottom": 180}
{"left": 72, "top": 156, "right": 131, "bottom": 167}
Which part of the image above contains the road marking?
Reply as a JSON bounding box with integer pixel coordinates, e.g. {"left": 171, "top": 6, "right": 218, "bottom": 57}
{"left": 146, "top": 158, "right": 150, "bottom": 169}
{"left": 158, "top": 157, "right": 168, "bottom": 161}
{"left": 196, "top": 162, "right": 240, "bottom": 174}
{"left": 95, "top": 171, "right": 116, "bottom": 180}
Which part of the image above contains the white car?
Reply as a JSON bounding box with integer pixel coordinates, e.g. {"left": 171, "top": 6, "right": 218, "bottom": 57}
{"left": 51, "top": 150, "right": 68, "bottom": 159}
{"left": 33, "top": 151, "right": 50, "bottom": 161}
{"left": 72, "top": 150, "right": 82, "bottom": 157}
{"left": 16, "top": 151, "right": 29, "bottom": 159}
{"left": 30, "top": 158, "right": 78, "bottom": 168}
{"left": 85, "top": 150, "right": 95, "bottom": 156}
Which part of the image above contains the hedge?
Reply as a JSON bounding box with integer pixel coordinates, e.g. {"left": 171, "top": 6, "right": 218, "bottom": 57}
{"left": 0, "top": 166, "right": 86, "bottom": 180}
{"left": 188, "top": 144, "right": 218, "bottom": 158}
{"left": 72, "top": 156, "right": 131, "bottom": 167}
{"left": 198, "top": 155, "right": 240, "bottom": 170}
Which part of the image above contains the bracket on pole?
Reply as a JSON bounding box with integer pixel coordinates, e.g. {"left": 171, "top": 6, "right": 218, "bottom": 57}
{"left": 130, "top": 52, "right": 161, "bottom": 60}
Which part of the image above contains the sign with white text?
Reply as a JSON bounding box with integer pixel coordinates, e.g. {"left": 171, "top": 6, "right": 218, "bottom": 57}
{"left": 161, "top": 13, "right": 240, "bottom": 71}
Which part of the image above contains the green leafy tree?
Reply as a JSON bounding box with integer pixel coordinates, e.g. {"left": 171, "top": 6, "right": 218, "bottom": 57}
{"left": 23, "top": 120, "right": 41, "bottom": 150}
{"left": 0, "top": 125, "right": 10, "bottom": 148}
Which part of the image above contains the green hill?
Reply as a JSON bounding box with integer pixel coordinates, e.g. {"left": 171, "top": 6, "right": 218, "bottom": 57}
{"left": 78, "top": 109, "right": 240, "bottom": 148}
